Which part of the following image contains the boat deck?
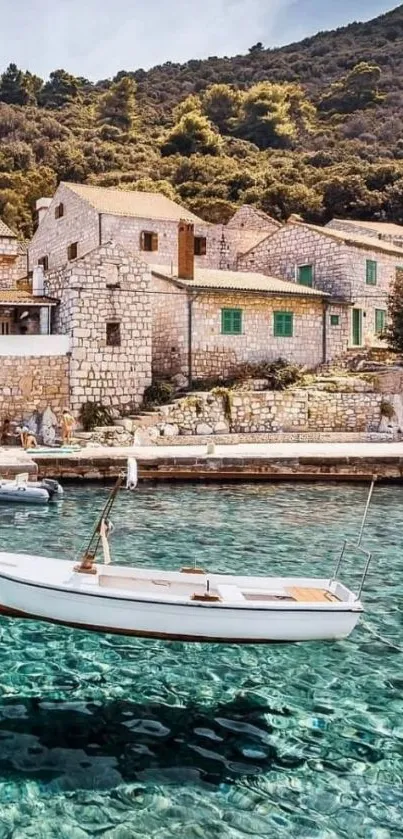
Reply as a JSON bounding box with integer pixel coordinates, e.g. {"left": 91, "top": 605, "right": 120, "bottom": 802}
{"left": 286, "top": 587, "right": 340, "bottom": 603}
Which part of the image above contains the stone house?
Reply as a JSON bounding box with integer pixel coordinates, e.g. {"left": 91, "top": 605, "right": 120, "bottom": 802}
{"left": 28, "top": 183, "right": 282, "bottom": 275}
{"left": 151, "top": 223, "right": 349, "bottom": 381}
{"left": 44, "top": 242, "right": 152, "bottom": 413}
{"left": 29, "top": 182, "right": 223, "bottom": 273}
{"left": 238, "top": 218, "right": 403, "bottom": 349}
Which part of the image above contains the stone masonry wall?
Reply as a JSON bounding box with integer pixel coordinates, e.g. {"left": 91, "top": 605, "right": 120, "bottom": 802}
{"left": 151, "top": 388, "right": 386, "bottom": 436}
{"left": 152, "top": 276, "right": 345, "bottom": 378}
{"left": 0, "top": 355, "right": 69, "bottom": 423}
{"left": 0, "top": 236, "right": 20, "bottom": 289}
{"left": 46, "top": 242, "right": 152, "bottom": 413}
{"left": 28, "top": 183, "right": 100, "bottom": 273}
{"left": 101, "top": 215, "right": 222, "bottom": 271}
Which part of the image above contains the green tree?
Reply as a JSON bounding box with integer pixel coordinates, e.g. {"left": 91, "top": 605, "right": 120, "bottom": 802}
{"left": 233, "top": 82, "right": 315, "bottom": 149}
{"left": 202, "top": 84, "right": 241, "bottom": 133}
{"left": 0, "top": 64, "right": 33, "bottom": 105}
{"left": 161, "top": 111, "right": 222, "bottom": 156}
{"left": 98, "top": 76, "right": 137, "bottom": 132}
{"left": 319, "top": 62, "right": 383, "bottom": 114}
{"left": 39, "top": 69, "right": 82, "bottom": 109}
{"left": 387, "top": 268, "right": 403, "bottom": 353}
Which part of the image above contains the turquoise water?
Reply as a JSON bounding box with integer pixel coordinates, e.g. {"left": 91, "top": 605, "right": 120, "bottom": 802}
{"left": 0, "top": 482, "right": 402, "bottom": 838}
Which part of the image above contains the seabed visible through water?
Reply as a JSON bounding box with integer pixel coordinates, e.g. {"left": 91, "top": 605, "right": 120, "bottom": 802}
{"left": 0, "top": 482, "right": 401, "bottom": 838}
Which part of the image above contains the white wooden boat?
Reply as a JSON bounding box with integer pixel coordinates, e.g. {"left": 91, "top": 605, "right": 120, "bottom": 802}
{"left": 0, "top": 474, "right": 63, "bottom": 504}
{"left": 0, "top": 553, "right": 363, "bottom": 642}
{"left": 0, "top": 466, "right": 375, "bottom": 644}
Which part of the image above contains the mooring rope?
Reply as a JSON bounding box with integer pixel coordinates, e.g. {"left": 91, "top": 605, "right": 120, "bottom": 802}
{"left": 361, "top": 618, "right": 403, "bottom": 653}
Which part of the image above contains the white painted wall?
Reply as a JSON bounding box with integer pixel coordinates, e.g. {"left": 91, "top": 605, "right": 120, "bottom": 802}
{"left": 0, "top": 335, "right": 71, "bottom": 356}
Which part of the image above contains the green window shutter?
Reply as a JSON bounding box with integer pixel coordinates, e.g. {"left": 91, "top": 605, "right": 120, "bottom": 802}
{"left": 366, "top": 260, "right": 377, "bottom": 285}
{"left": 274, "top": 311, "right": 293, "bottom": 337}
{"left": 221, "top": 308, "right": 243, "bottom": 334}
{"left": 297, "top": 265, "right": 313, "bottom": 287}
{"left": 375, "top": 309, "right": 386, "bottom": 335}
{"left": 330, "top": 314, "right": 340, "bottom": 326}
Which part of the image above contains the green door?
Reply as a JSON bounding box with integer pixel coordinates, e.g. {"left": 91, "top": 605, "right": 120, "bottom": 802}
{"left": 352, "top": 309, "right": 362, "bottom": 346}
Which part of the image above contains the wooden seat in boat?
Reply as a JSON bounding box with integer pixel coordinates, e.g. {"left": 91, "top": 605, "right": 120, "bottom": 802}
{"left": 286, "top": 587, "right": 340, "bottom": 603}
{"left": 216, "top": 584, "right": 244, "bottom": 602}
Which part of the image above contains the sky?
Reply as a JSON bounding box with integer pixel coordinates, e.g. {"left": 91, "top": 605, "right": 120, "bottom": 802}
{"left": 0, "top": 0, "right": 398, "bottom": 81}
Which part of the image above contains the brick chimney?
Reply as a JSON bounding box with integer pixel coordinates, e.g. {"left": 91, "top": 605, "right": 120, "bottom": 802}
{"left": 178, "top": 220, "right": 194, "bottom": 280}
{"left": 36, "top": 197, "right": 52, "bottom": 226}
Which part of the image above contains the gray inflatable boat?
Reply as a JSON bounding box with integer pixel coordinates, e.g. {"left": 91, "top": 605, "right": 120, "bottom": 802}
{"left": 0, "top": 475, "right": 63, "bottom": 504}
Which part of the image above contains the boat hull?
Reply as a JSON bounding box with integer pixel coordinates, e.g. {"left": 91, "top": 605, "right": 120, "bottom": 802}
{"left": 0, "top": 560, "right": 361, "bottom": 643}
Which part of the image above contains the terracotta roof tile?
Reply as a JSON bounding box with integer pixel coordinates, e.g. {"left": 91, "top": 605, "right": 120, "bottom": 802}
{"left": 63, "top": 182, "right": 205, "bottom": 224}
{"left": 0, "top": 288, "right": 58, "bottom": 306}
{"left": 152, "top": 265, "right": 329, "bottom": 298}
{"left": 291, "top": 220, "right": 403, "bottom": 257}
{"left": 0, "top": 219, "right": 17, "bottom": 238}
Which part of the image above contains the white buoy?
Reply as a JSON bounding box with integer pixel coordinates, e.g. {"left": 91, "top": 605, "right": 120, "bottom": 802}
{"left": 126, "top": 458, "right": 138, "bottom": 490}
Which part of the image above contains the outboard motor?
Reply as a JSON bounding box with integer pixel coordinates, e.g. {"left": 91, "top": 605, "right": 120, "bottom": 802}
{"left": 41, "top": 479, "right": 63, "bottom": 501}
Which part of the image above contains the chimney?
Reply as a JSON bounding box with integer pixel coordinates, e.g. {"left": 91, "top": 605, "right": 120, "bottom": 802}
{"left": 32, "top": 265, "right": 44, "bottom": 296}
{"left": 36, "top": 197, "right": 52, "bottom": 226}
{"left": 178, "top": 220, "right": 194, "bottom": 280}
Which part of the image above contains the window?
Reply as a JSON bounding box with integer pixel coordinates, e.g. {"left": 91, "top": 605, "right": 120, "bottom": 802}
{"left": 274, "top": 311, "right": 293, "bottom": 337}
{"left": 140, "top": 231, "right": 158, "bottom": 252}
{"left": 297, "top": 264, "right": 313, "bottom": 287}
{"left": 221, "top": 308, "right": 243, "bottom": 335}
{"left": 366, "top": 259, "right": 377, "bottom": 285}
{"left": 67, "top": 242, "right": 78, "bottom": 261}
{"left": 194, "top": 236, "right": 207, "bottom": 256}
{"left": 330, "top": 314, "right": 340, "bottom": 326}
{"left": 55, "top": 203, "right": 64, "bottom": 219}
{"left": 106, "top": 321, "right": 121, "bottom": 346}
{"left": 38, "top": 256, "right": 49, "bottom": 271}
{"left": 375, "top": 309, "right": 386, "bottom": 335}
{"left": 0, "top": 320, "right": 10, "bottom": 336}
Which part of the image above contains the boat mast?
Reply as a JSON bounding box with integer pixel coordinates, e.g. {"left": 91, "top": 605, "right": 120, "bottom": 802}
{"left": 74, "top": 473, "right": 123, "bottom": 574}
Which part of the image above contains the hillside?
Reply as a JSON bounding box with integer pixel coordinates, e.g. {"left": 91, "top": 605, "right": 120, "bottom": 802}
{"left": 1, "top": 4, "right": 403, "bottom": 238}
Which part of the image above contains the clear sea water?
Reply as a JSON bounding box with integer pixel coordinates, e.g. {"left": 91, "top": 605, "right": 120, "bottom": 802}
{"left": 0, "top": 482, "right": 401, "bottom": 839}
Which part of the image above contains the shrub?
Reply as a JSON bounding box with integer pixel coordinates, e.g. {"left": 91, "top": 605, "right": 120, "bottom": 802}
{"left": 380, "top": 399, "right": 395, "bottom": 419}
{"left": 234, "top": 358, "right": 303, "bottom": 390}
{"left": 142, "top": 381, "right": 174, "bottom": 408}
{"left": 79, "top": 401, "right": 114, "bottom": 431}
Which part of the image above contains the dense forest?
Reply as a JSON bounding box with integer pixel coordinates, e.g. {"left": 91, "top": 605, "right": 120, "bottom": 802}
{"left": 1, "top": 4, "right": 403, "bottom": 238}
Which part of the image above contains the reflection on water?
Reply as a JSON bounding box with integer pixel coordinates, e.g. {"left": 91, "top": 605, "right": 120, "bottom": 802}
{"left": 0, "top": 482, "right": 402, "bottom": 837}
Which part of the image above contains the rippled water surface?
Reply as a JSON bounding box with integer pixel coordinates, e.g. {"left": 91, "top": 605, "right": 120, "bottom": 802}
{"left": 0, "top": 482, "right": 402, "bottom": 838}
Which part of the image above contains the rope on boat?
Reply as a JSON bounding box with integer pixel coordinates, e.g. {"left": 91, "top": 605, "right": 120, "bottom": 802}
{"left": 361, "top": 618, "right": 403, "bottom": 653}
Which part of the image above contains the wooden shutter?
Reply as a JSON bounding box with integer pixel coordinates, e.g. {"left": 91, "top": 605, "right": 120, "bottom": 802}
{"left": 297, "top": 265, "right": 313, "bottom": 287}
{"left": 366, "top": 260, "right": 377, "bottom": 285}
{"left": 274, "top": 311, "right": 293, "bottom": 337}
{"left": 221, "top": 308, "right": 242, "bottom": 334}
{"left": 375, "top": 309, "right": 385, "bottom": 334}
{"left": 151, "top": 232, "right": 159, "bottom": 252}
{"left": 140, "top": 231, "right": 146, "bottom": 250}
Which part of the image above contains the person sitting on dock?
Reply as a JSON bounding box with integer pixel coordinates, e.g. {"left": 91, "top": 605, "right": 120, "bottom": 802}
{"left": 61, "top": 409, "right": 75, "bottom": 445}
{"left": 18, "top": 426, "right": 38, "bottom": 450}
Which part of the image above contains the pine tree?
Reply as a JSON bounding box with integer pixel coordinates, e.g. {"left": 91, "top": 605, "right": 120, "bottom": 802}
{"left": 98, "top": 77, "right": 137, "bottom": 132}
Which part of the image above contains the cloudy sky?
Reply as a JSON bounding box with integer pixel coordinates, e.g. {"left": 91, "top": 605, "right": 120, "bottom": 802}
{"left": 0, "top": 0, "right": 397, "bottom": 81}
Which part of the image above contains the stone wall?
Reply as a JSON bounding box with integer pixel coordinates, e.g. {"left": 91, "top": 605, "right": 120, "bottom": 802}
{"left": 150, "top": 388, "right": 387, "bottom": 437}
{"left": 28, "top": 183, "right": 100, "bottom": 273}
{"left": 102, "top": 214, "right": 222, "bottom": 270}
{"left": 46, "top": 242, "right": 152, "bottom": 413}
{"left": 0, "top": 235, "right": 20, "bottom": 289}
{"left": 0, "top": 355, "right": 69, "bottom": 423}
{"left": 151, "top": 275, "right": 343, "bottom": 378}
